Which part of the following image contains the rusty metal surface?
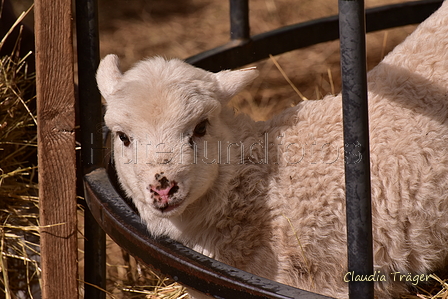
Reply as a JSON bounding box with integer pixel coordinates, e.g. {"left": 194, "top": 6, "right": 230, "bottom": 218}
{"left": 84, "top": 168, "right": 333, "bottom": 299}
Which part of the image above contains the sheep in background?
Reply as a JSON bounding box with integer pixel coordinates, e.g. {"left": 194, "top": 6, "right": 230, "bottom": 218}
{"left": 96, "top": 1, "right": 448, "bottom": 298}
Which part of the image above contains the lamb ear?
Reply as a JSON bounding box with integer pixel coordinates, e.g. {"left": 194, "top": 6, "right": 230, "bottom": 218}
{"left": 214, "top": 67, "right": 259, "bottom": 101}
{"left": 96, "top": 54, "right": 123, "bottom": 101}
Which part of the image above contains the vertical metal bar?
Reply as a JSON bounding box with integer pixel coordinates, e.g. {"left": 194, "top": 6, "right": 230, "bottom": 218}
{"left": 230, "top": 0, "right": 250, "bottom": 40}
{"left": 75, "top": 0, "right": 106, "bottom": 298}
{"left": 338, "top": 1, "right": 374, "bottom": 298}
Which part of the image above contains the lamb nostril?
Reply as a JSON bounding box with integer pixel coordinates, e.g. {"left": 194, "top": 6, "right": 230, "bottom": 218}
{"left": 169, "top": 184, "right": 179, "bottom": 196}
{"left": 159, "top": 176, "right": 170, "bottom": 189}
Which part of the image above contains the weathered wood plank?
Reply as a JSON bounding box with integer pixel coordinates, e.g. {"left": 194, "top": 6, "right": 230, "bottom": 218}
{"left": 35, "top": 0, "right": 78, "bottom": 298}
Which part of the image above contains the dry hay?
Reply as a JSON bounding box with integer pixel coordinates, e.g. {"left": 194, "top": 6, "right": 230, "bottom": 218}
{"left": 77, "top": 213, "right": 189, "bottom": 299}
{"left": 0, "top": 3, "right": 39, "bottom": 298}
{"left": 102, "top": 246, "right": 188, "bottom": 299}
{"left": 401, "top": 273, "right": 448, "bottom": 299}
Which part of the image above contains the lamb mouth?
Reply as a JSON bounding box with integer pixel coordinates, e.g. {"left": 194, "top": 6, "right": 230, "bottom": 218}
{"left": 156, "top": 200, "right": 183, "bottom": 213}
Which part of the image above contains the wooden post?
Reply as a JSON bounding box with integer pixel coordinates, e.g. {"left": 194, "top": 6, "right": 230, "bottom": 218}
{"left": 35, "top": 0, "right": 78, "bottom": 298}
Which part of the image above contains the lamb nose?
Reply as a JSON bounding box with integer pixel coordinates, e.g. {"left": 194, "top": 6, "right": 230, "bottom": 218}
{"left": 149, "top": 181, "right": 179, "bottom": 200}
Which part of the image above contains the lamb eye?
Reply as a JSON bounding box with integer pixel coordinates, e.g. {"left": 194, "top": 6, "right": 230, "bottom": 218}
{"left": 117, "top": 131, "right": 130, "bottom": 147}
{"left": 193, "top": 119, "right": 208, "bottom": 138}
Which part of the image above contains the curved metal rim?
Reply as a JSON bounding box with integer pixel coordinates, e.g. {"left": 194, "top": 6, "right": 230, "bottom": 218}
{"left": 186, "top": 0, "right": 442, "bottom": 71}
{"left": 84, "top": 168, "right": 333, "bottom": 299}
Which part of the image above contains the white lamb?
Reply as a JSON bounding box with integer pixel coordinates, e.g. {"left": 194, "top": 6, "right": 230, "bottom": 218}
{"left": 96, "top": 2, "right": 448, "bottom": 298}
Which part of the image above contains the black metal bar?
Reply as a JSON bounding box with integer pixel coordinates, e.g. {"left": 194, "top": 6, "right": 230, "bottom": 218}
{"left": 187, "top": 0, "right": 442, "bottom": 71}
{"left": 84, "top": 168, "right": 334, "bottom": 299}
{"left": 230, "top": 0, "right": 250, "bottom": 40}
{"left": 338, "top": 1, "right": 374, "bottom": 299}
{"left": 75, "top": 0, "right": 106, "bottom": 298}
